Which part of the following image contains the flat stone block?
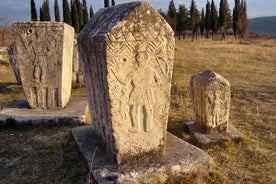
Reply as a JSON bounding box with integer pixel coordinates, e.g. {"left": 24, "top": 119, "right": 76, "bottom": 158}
{"left": 185, "top": 121, "right": 245, "bottom": 146}
{"left": 72, "top": 125, "right": 213, "bottom": 183}
{"left": 0, "top": 96, "right": 90, "bottom": 126}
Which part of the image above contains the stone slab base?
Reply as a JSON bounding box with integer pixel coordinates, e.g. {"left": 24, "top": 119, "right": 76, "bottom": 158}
{"left": 72, "top": 125, "right": 214, "bottom": 184}
{"left": 185, "top": 121, "right": 245, "bottom": 146}
{"left": 0, "top": 96, "right": 90, "bottom": 126}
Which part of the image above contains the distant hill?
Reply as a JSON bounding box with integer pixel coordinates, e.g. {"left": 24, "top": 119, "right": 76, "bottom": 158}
{"left": 248, "top": 16, "right": 276, "bottom": 34}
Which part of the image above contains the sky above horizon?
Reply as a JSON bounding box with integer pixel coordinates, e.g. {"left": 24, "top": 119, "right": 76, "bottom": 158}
{"left": 1, "top": 0, "right": 276, "bottom": 24}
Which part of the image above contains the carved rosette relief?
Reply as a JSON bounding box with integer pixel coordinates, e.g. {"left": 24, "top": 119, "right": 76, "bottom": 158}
{"left": 190, "top": 70, "right": 231, "bottom": 133}
{"left": 13, "top": 22, "right": 74, "bottom": 109}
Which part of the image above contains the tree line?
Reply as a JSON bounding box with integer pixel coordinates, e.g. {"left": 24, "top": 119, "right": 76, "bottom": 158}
{"left": 161, "top": 0, "right": 248, "bottom": 41}
{"left": 30, "top": 0, "right": 247, "bottom": 40}
{"left": 30, "top": 0, "right": 116, "bottom": 33}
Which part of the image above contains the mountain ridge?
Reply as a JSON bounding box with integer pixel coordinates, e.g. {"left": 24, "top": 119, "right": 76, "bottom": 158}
{"left": 249, "top": 16, "right": 276, "bottom": 34}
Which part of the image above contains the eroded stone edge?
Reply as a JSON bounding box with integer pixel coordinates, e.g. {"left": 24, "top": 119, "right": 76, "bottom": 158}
{"left": 72, "top": 125, "right": 214, "bottom": 183}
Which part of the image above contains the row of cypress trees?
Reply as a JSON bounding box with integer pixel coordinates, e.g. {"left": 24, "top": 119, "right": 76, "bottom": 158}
{"left": 104, "top": 0, "right": 116, "bottom": 8}
{"left": 163, "top": 0, "right": 248, "bottom": 41}
{"left": 30, "top": 0, "right": 94, "bottom": 33}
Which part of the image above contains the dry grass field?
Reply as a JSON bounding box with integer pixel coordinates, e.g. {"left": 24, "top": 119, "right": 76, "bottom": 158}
{"left": 0, "top": 37, "right": 275, "bottom": 183}
{"left": 169, "top": 37, "right": 276, "bottom": 183}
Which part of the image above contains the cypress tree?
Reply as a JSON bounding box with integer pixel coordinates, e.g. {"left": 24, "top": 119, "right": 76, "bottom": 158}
{"left": 190, "top": 0, "right": 200, "bottom": 40}
{"left": 211, "top": 0, "right": 218, "bottom": 40}
{"left": 72, "top": 0, "right": 80, "bottom": 32}
{"left": 225, "top": 0, "right": 232, "bottom": 33}
{"left": 76, "top": 0, "right": 83, "bottom": 29}
{"left": 232, "top": 0, "right": 240, "bottom": 39}
{"left": 239, "top": 0, "right": 248, "bottom": 41}
{"left": 82, "top": 0, "right": 89, "bottom": 24}
{"left": 89, "top": 5, "right": 94, "bottom": 18}
{"left": 104, "top": 0, "right": 109, "bottom": 8}
{"left": 71, "top": 0, "right": 74, "bottom": 26}
{"left": 205, "top": 0, "right": 211, "bottom": 39}
{"left": 219, "top": 0, "right": 225, "bottom": 37}
{"left": 219, "top": 0, "right": 231, "bottom": 39}
{"left": 31, "top": 0, "right": 38, "bottom": 21}
{"left": 176, "top": 4, "right": 188, "bottom": 40}
{"left": 42, "top": 0, "right": 51, "bottom": 21}
{"left": 190, "top": 0, "right": 195, "bottom": 32}
{"left": 39, "top": 7, "right": 45, "bottom": 21}
{"left": 167, "top": 0, "right": 177, "bottom": 32}
{"left": 54, "top": 0, "right": 61, "bottom": 22}
{"left": 63, "top": 0, "right": 72, "bottom": 25}
{"left": 112, "top": 0, "right": 115, "bottom": 6}
{"left": 200, "top": 8, "right": 205, "bottom": 38}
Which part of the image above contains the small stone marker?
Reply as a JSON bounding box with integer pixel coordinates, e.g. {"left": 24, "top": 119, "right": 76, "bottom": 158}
{"left": 187, "top": 70, "right": 244, "bottom": 145}
{"left": 13, "top": 22, "right": 74, "bottom": 109}
{"left": 190, "top": 70, "right": 231, "bottom": 133}
{"left": 78, "top": 1, "right": 174, "bottom": 163}
{"left": 72, "top": 38, "right": 84, "bottom": 84}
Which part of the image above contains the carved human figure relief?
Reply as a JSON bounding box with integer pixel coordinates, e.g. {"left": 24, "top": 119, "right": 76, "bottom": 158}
{"left": 20, "top": 28, "right": 58, "bottom": 83}
{"left": 110, "top": 51, "right": 161, "bottom": 133}
{"left": 128, "top": 52, "right": 161, "bottom": 133}
{"left": 208, "top": 90, "right": 224, "bottom": 127}
{"left": 13, "top": 22, "right": 74, "bottom": 109}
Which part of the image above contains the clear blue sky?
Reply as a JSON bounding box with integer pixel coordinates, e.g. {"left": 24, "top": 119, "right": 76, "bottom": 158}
{"left": 1, "top": 0, "right": 276, "bottom": 24}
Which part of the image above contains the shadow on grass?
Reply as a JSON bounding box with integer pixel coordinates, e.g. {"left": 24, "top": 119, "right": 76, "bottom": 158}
{"left": 0, "top": 123, "right": 97, "bottom": 183}
{"left": 0, "top": 82, "right": 20, "bottom": 89}
{"left": 0, "top": 118, "right": 80, "bottom": 130}
{"left": 167, "top": 118, "right": 198, "bottom": 146}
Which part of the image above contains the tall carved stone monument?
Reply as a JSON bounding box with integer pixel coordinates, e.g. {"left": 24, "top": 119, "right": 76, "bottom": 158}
{"left": 78, "top": 2, "right": 174, "bottom": 163}
{"left": 73, "top": 2, "right": 213, "bottom": 182}
{"left": 190, "top": 70, "right": 231, "bottom": 133}
{"left": 13, "top": 22, "right": 74, "bottom": 109}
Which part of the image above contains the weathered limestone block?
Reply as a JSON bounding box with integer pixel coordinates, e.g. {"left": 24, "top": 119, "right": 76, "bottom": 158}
{"left": 13, "top": 22, "right": 74, "bottom": 109}
{"left": 190, "top": 70, "right": 231, "bottom": 133}
{"left": 7, "top": 44, "right": 22, "bottom": 85}
{"left": 78, "top": 2, "right": 174, "bottom": 163}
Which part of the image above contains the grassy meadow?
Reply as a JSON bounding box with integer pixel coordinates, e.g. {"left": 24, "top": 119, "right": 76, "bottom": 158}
{"left": 0, "top": 37, "right": 275, "bottom": 183}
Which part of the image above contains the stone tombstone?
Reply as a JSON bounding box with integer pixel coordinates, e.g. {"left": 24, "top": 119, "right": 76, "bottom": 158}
{"left": 190, "top": 70, "right": 231, "bottom": 133}
{"left": 78, "top": 1, "right": 174, "bottom": 163}
{"left": 72, "top": 38, "right": 84, "bottom": 84}
{"left": 7, "top": 44, "right": 22, "bottom": 85}
{"left": 13, "top": 22, "right": 74, "bottom": 109}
